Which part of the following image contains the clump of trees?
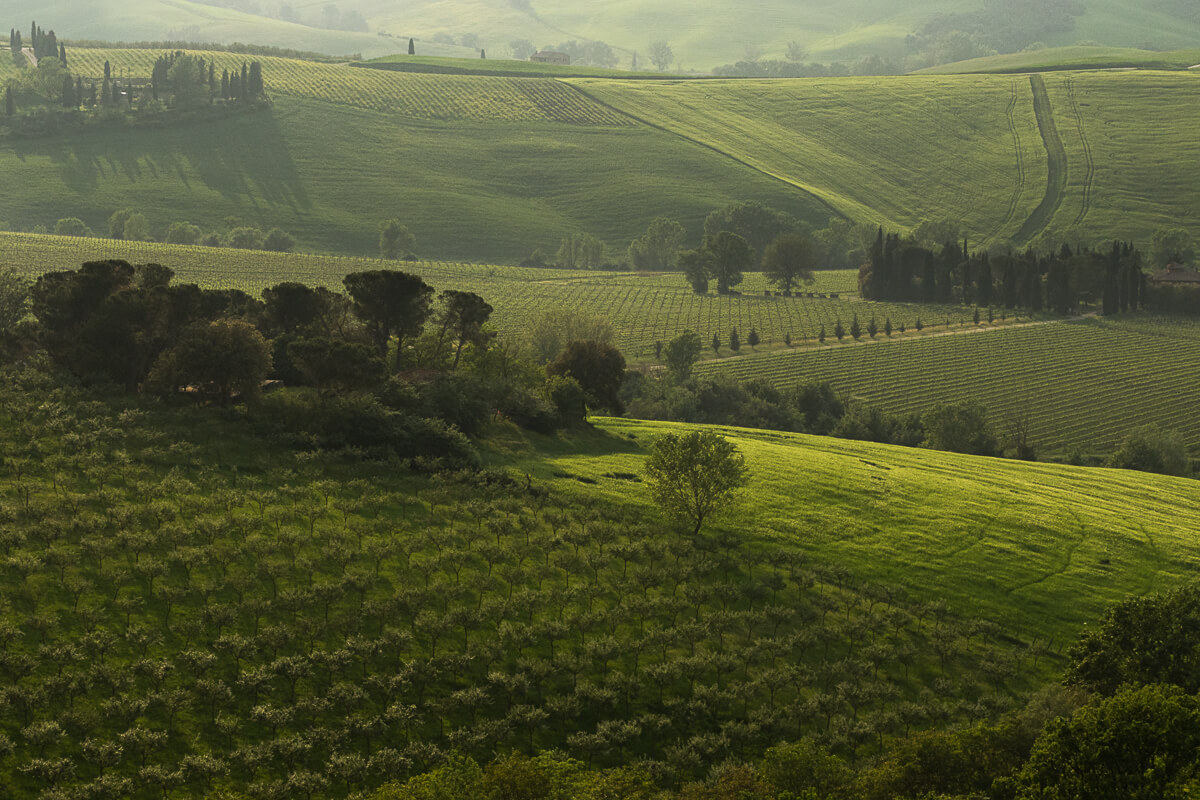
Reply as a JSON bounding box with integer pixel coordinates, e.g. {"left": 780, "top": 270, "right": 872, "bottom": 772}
{"left": 1, "top": 36, "right": 266, "bottom": 132}
{"left": 11, "top": 258, "right": 627, "bottom": 465}
{"left": 106, "top": 210, "right": 296, "bottom": 251}
{"left": 859, "top": 229, "right": 1145, "bottom": 317}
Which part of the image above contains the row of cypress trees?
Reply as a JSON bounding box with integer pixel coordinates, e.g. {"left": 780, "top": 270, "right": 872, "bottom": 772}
{"left": 859, "top": 229, "right": 1146, "bottom": 316}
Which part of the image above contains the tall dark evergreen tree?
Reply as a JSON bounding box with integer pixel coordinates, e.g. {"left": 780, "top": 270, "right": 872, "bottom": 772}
{"left": 104, "top": 60, "right": 111, "bottom": 80}
{"left": 221, "top": 69, "right": 230, "bottom": 100}
{"left": 5, "top": 86, "right": 14, "bottom": 117}
{"left": 409, "top": 38, "right": 416, "bottom": 55}
{"left": 248, "top": 61, "right": 263, "bottom": 96}
{"left": 61, "top": 74, "right": 75, "bottom": 108}
{"left": 59, "top": 41, "right": 66, "bottom": 66}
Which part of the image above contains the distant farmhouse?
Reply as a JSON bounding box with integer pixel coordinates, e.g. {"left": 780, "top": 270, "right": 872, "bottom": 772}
{"left": 1149, "top": 264, "right": 1200, "bottom": 286}
{"left": 531, "top": 51, "right": 570, "bottom": 66}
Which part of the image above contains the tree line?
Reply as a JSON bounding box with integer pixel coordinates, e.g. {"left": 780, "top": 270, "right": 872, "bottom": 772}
{"left": 859, "top": 231, "right": 1146, "bottom": 316}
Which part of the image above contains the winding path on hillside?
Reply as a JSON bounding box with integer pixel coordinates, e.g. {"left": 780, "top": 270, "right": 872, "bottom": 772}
{"left": 1014, "top": 75, "right": 1068, "bottom": 244}
{"left": 21, "top": 47, "right": 36, "bottom": 68}
{"left": 558, "top": 80, "right": 848, "bottom": 222}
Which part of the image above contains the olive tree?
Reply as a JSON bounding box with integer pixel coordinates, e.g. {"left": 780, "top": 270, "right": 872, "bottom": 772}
{"left": 644, "top": 430, "right": 749, "bottom": 535}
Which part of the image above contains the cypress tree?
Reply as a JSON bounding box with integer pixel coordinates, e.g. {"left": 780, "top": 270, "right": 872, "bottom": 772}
{"left": 111, "top": 80, "right": 119, "bottom": 105}
{"left": 5, "top": 86, "right": 14, "bottom": 117}
{"left": 59, "top": 41, "right": 66, "bottom": 67}
{"left": 480, "top": 49, "right": 486, "bottom": 59}
{"left": 62, "top": 74, "right": 74, "bottom": 108}
{"left": 729, "top": 328, "right": 740, "bottom": 352}
{"left": 221, "top": 69, "right": 230, "bottom": 100}
{"left": 408, "top": 38, "right": 415, "bottom": 55}
{"left": 248, "top": 61, "right": 263, "bottom": 96}
{"left": 850, "top": 314, "right": 862, "bottom": 340}
{"left": 818, "top": 324, "right": 826, "bottom": 343}
{"left": 75, "top": 76, "right": 83, "bottom": 107}
{"left": 747, "top": 328, "right": 759, "bottom": 348}
{"left": 104, "top": 60, "right": 111, "bottom": 80}
{"left": 711, "top": 333, "right": 720, "bottom": 354}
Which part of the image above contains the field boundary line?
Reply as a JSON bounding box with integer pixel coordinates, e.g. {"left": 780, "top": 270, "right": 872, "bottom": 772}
{"left": 674, "top": 313, "right": 1094, "bottom": 373}
{"left": 993, "top": 78, "right": 1027, "bottom": 240}
{"left": 557, "top": 80, "right": 847, "bottom": 221}
{"left": 1065, "top": 78, "right": 1095, "bottom": 228}
{"left": 1014, "top": 75, "right": 1069, "bottom": 245}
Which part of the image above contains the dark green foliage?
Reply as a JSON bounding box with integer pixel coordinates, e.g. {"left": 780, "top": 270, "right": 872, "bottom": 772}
{"left": 729, "top": 327, "right": 740, "bottom": 352}
{"left": 546, "top": 339, "right": 626, "bottom": 415}
{"left": 747, "top": 328, "right": 760, "bottom": 348}
{"left": 343, "top": 270, "right": 434, "bottom": 361}
{"left": 1014, "top": 684, "right": 1200, "bottom": 799}
{"left": 146, "top": 318, "right": 272, "bottom": 406}
{"left": 1066, "top": 582, "right": 1200, "bottom": 696}
{"left": 679, "top": 248, "right": 711, "bottom": 294}
{"left": 849, "top": 315, "right": 862, "bottom": 340}
{"left": 665, "top": 331, "right": 703, "bottom": 381}
{"left": 288, "top": 336, "right": 387, "bottom": 395}
{"left": 762, "top": 232, "right": 816, "bottom": 293}
{"left": 628, "top": 217, "right": 685, "bottom": 270}
{"left": 433, "top": 290, "right": 494, "bottom": 369}
{"left": 644, "top": 430, "right": 749, "bottom": 535}
{"left": 1105, "top": 425, "right": 1190, "bottom": 477}
{"left": 703, "top": 201, "right": 797, "bottom": 267}
{"left": 921, "top": 401, "right": 999, "bottom": 456}
{"left": 706, "top": 230, "right": 753, "bottom": 294}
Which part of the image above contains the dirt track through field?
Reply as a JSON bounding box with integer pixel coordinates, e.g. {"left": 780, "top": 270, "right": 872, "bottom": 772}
{"left": 1015, "top": 74, "right": 1069, "bottom": 244}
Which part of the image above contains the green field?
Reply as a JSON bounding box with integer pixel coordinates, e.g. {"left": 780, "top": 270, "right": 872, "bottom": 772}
{"left": 1, "top": 233, "right": 1010, "bottom": 359}
{"left": 696, "top": 315, "right": 1200, "bottom": 457}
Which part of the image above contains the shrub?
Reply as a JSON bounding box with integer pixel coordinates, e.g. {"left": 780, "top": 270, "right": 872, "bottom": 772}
{"left": 1106, "top": 425, "right": 1190, "bottom": 476}
{"left": 53, "top": 217, "right": 92, "bottom": 237}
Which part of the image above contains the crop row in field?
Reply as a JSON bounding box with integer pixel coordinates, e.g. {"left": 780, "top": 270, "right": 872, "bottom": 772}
{"left": 63, "top": 48, "right": 634, "bottom": 125}
{"left": 0, "top": 233, "right": 1021, "bottom": 359}
{"left": 697, "top": 316, "right": 1200, "bottom": 456}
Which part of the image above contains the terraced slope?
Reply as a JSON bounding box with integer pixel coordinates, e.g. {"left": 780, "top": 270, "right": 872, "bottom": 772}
{"left": 697, "top": 316, "right": 1200, "bottom": 457}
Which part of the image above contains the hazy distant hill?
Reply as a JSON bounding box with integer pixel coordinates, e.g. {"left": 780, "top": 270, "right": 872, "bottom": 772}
{"left": 11, "top": 0, "right": 1199, "bottom": 70}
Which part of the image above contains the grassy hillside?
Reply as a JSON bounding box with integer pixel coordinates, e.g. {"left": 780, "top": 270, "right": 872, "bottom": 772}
{"left": 346, "top": 0, "right": 1200, "bottom": 70}
{"left": 919, "top": 45, "right": 1200, "bottom": 74}
{"left": 582, "top": 70, "right": 1200, "bottom": 248}
{"left": 0, "top": 233, "right": 1005, "bottom": 359}
{"left": 1, "top": 369, "right": 1198, "bottom": 795}
{"left": 696, "top": 315, "right": 1200, "bottom": 458}
{"left": 3, "top": 0, "right": 475, "bottom": 59}
{"left": 537, "top": 418, "right": 1200, "bottom": 638}
{"left": 5, "top": 49, "right": 1200, "bottom": 259}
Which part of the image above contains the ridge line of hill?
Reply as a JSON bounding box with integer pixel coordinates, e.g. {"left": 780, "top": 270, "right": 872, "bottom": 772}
{"left": 558, "top": 79, "right": 847, "bottom": 222}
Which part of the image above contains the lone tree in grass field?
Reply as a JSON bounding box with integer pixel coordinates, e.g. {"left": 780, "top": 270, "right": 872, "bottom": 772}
{"left": 644, "top": 430, "right": 749, "bottom": 536}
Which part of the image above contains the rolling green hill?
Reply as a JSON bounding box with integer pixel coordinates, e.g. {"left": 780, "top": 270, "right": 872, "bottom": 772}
{"left": 6, "top": 49, "right": 1200, "bottom": 262}
{"left": 3, "top": 0, "right": 472, "bottom": 59}
{"left": 1, "top": 369, "right": 1198, "bottom": 796}
{"left": 918, "top": 45, "right": 1200, "bottom": 74}
{"left": 534, "top": 417, "right": 1200, "bottom": 638}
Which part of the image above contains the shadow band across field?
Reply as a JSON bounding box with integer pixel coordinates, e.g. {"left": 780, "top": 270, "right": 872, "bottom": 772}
{"left": 1015, "top": 75, "right": 1068, "bottom": 244}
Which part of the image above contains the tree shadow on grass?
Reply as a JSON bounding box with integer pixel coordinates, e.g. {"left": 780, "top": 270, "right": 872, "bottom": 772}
{"left": 10, "top": 108, "right": 312, "bottom": 213}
